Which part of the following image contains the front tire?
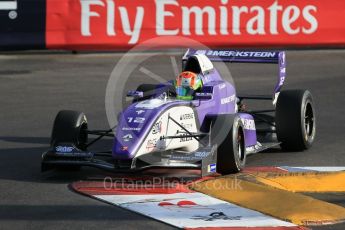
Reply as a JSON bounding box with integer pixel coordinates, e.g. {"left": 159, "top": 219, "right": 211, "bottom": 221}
{"left": 275, "top": 90, "right": 316, "bottom": 151}
{"left": 50, "top": 110, "right": 88, "bottom": 150}
{"left": 211, "top": 114, "right": 246, "bottom": 175}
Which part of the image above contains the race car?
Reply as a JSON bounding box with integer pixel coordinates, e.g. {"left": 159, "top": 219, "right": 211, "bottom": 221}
{"left": 41, "top": 49, "right": 316, "bottom": 175}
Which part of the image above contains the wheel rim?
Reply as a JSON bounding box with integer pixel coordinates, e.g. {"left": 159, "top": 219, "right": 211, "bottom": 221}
{"left": 304, "top": 102, "right": 315, "bottom": 141}
{"left": 238, "top": 139, "right": 242, "bottom": 159}
{"left": 237, "top": 128, "right": 245, "bottom": 161}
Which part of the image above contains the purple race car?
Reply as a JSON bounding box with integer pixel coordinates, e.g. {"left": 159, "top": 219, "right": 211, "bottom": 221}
{"left": 42, "top": 49, "right": 316, "bottom": 175}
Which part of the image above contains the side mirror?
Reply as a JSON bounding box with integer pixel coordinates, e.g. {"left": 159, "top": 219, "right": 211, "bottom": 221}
{"left": 127, "top": 90, "right": 144, "bottom": 98}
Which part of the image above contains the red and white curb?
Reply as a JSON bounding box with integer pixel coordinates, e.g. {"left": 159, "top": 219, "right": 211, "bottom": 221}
{"left": 72, "top": 167, "right": 345, "bottom": 229}
{"left": 95, "top": 192, "right": 298, "bottom": 229}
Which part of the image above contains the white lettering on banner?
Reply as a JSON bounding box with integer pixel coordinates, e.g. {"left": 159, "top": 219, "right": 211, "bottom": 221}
{"left": 302, "top": 5, "right": 318, "bottom": 34}
{"left": 268, "top": 1, "right": 282, "bottom": 35}
{"left": 219, "top": 0, "right": 229, "bottom": 35}
{"left": 247, "top": 6, "right": 265, "bottom": 35}
{"left": 282, "top": 6, "right": 300, "bottom": 35}
{"left": 182, "top": 6, "right": 216, "bottom": 35}
{"left": 107, "top": 0, "right": 116, "bottom": 36}
{"left": 156, "top": 0, "right": 179, "bottom": 35}
{"left": 232, "top": 6, "right": 248, "bottom": 35}
{"left": 79, "top": 0, "right": 319, "bottom": 44}
{"left": 119, "top": 6, "right": 144, "bottom": 44}
{"left": 80, "top": 0, "right": 144, "bottom": 44}
{"left": 81, "top": 0, "right": 105, "bottom": 36}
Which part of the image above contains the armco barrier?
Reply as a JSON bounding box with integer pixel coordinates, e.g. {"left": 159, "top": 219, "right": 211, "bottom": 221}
{"left": 1, "top": 0, "right": 345, "bottom": 50}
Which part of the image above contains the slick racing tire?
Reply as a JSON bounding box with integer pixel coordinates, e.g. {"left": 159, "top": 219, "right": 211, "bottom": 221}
{"left": 50, "top": 110, "right": 88, "bottom": 151}
{"left": 211, "top": 114, "right": 246, "bottom": 175}
{"left": 275, "top": 90, "right": 316, "bottom": 151}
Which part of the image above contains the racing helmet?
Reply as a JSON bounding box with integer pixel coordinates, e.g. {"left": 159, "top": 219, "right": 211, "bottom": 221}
{"left": 175, "top": 71, "right": 202, "bottom": 100}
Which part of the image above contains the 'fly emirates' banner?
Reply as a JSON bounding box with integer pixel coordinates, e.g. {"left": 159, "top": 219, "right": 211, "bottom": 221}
{"left": 46, "top": 0, "right": 345, "bottom": 49}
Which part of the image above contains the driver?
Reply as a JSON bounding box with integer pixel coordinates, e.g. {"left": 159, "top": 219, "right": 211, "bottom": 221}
{"left": 175, "top": 71, "right": 203, "bottom": 100}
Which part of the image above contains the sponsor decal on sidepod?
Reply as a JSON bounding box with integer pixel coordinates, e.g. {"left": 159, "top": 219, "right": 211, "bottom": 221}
{"left": 180, "top": 113, "right": 194, "bottom": 120}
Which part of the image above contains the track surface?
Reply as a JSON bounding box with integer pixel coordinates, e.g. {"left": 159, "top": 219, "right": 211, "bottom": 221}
{"left": 0, "top": 50, "right": 344, "bottom": 229}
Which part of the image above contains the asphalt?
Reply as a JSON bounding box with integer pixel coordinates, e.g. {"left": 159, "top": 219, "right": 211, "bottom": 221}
{"left": 0, "top": 50, "right": 345, "bottom": 229}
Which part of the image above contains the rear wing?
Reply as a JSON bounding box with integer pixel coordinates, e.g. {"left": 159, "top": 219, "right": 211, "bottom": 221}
{"left": 182, "top": 49, "right": 286, "bottom": 106}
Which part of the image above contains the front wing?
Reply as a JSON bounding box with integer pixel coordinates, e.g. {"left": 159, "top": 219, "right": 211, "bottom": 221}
{"left": 41, "top": 144, "right": 218, "bottom": 177}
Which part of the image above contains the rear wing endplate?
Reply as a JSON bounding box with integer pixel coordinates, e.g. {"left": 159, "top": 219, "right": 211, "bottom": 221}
{"left": 182, "top": 49, "right": 286, "bottom": 106}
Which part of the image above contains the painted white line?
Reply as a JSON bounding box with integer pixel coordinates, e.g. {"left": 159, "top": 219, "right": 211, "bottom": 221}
{"left": 281, "top": 166, "right": 345, "bottom": 172}
{"left": 0, "top": 55, "right": 18, "bottom": 60}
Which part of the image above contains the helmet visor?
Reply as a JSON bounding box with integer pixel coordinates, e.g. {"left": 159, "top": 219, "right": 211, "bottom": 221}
{"left": 177, "top": 86, "right": 195, "bottom": 97}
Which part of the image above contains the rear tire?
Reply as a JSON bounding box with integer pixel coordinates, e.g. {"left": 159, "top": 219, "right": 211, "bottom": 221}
{"left": 275, "top": 90, "right": 316, "bottom": 151}
{"left": 210, "top": 114, "right": 246, "bottom": 175}
{"left": 50, "top": 110, "right": 88, "bottom": 150}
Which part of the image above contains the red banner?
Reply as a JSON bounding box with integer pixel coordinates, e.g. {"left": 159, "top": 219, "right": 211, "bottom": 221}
{"left": 46, "top": 0, "right": 345, "bottom": 49}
